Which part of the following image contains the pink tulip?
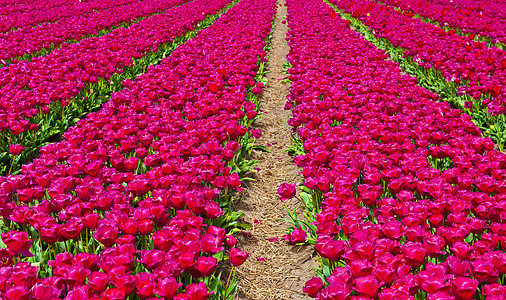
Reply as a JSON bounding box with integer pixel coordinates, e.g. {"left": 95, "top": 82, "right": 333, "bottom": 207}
{"left": 451, "top": 277, "right": 479, "bottom": 300}
{"left": 1, "top": 231, "right": 34, "bottom": 257}
{"left": 8, "top": 144, "right": 24, "bottom": 156}
{"left": 303, "top": 277, "right": 324, "bottom": 298}
{"left": 228, "top": 248, "right": 249, "bottom": 266}
{"left": 290, "top": 227, "right": 307, "bottom": 244}
{"left": 278, "top": 183, "right": 296, "bottom": 201}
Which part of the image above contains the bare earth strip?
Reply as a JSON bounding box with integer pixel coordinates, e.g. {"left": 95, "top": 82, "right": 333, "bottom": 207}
{"left": 235, "top": 1, "right": 317, "bottom": 299}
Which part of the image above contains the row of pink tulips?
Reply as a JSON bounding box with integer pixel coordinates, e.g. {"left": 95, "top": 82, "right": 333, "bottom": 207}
{"left": 322, "top": 0, "right": 506, "bottom": 152}
{"left": 283, "top": 0, "right": 506, "bottom": 299}
{"left": 329, "top": 0, "right": 506, "bottom": 116}
{"left": 0, "top": 0, "right": 230, "bottom": 175}
{"left": 0, "top": 0, "right": 128, "bottom": 33}
{"left": 377, "top": 0, "right": 506, "bottom": 45}
{"left": 0, "top": 0, "right": 90, "bottom": 15}
{"left": 0, "top": 0, "right": 222, "bottom": 131}
{"left": 428, "top": 0, "right": 506, "bottom": 22}
{"left": 0, "top": 0, "right": 172, "bottom": 63}
{"left": 0, "top": 0, "right": 276, "bottom": 297}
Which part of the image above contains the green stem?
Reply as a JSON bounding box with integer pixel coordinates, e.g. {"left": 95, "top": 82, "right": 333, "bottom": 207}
{"left": 38, "top": 236, "right": 44, "bottom": 264}
{"left": 8, "top": 156, "right": 15, "bottom": 174}
{"left": 225, "top": 266, "right": 236, "bottom": 292}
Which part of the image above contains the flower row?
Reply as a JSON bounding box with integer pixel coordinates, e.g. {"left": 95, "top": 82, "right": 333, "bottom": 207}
{"left": 429, "top": 0, "right": 506, "bottom": 22}
{"left": 0, "top": 0, "right": 226, "bottom": 130}
{"left": 284, "top": 0, "right": 506, "bottom": 299}
{"left": 0, "top": 0, "right": 177, "bottom": 63}
{"left": 0, "top": 0, "right": 276, "bottom": 297}
{"left": 0, "top": 0, "right": 231, "bottom": 175}
{"left": 377, "top": 0, "right": 506, "bottom": 45}
{"left": 328, "top": 0, "right": 506, "bottom": 116}
{"left": 0, "top": 0, "right": 88, "bottom": 15}
{"left": 323, "top": 2, "right": 506, "bottom": 152}
{"left": 0, "top": 0, "right": 132, "bottom": 33}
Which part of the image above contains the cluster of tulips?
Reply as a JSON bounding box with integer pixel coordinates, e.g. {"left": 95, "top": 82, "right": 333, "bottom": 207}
{"left": 0, "top": 0, "right": 90, "bottom": 15}
{"left": 0, "top": 0, "right": 92, "bottom": 17}
{"left": 284, "top": 0, "right": 506, "bottom": 299}
{"left": 0, "top": 0, "right": 226, "bottom": 133}
{"left": 0, "top": 0, "right": 231, "bottom": 175}
{"left": 429, "top": 0, "right": 506, "bottom": 21}
{"left": 329, "top": 0, "right": 506, "bottom": 116}
{"left": 0, "top": 0, "right": 122, "bottom": 33}
{"left": 0, "top": 0, "right": 177, "bottom": 63}
{"left": 378, "top": 0, "right": 506, "bottom": 45}
{"left": 0, "top": 0, "right": 276, "bottom": 297}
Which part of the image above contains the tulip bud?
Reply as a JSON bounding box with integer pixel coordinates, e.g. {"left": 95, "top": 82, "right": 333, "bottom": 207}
{"left": 136, "top": 272, "right": 155, "bottom": 298}
{"left": 402, "top": 242, "right": 427, "bottom": 267}
{"left": 226, "top": 235, "right": 237, "bottom": 247}
{"left": 316, "top": 238, "right": 345, "bottom": 261}
{"left": 318, "top": 283, "right": 351, "bottom": 300}
{"left": 229, "top": 248, "right": 248, "bottom": 266}
{"left": 138, "top": 218, "right": 154, "bottom": 236}
{"left": 290, "top": 227, "right": 307, "bottom": 244}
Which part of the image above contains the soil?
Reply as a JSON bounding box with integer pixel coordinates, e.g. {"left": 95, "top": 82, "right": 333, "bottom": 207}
{"left": 233, "top": 1, "right": 318, "bottom": 299}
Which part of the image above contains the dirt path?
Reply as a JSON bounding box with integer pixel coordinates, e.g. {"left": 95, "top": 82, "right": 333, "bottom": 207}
{"left": 235, "top": 1, "right": 317, "bottom": 299}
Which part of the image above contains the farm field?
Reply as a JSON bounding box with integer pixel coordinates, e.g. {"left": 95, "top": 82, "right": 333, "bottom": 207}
{"left": 0, "top": 0, "right": 505, "bottom": 299}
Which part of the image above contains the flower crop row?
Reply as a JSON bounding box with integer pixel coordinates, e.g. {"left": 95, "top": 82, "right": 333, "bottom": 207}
{"left": 283, "top": 0, "right": 506, "bottom": 298}
{"left": 328, "top": 0, "right": 506, "bottom": 117}
{"left": 0, "top": 0, "right": 183, "bottom": 64}
{"left": 0, "top": 0, "right": 232, "bottom": 176}
{"left": 376, "top": 0, "right": 506, "bottom": 46}
{"left": 429, "top": 0, "right": 506, "bottom": 22}
{"left": 0, "top": 0, "right": 89, "bottom": 15}
{"left": 325, "top": 0, "right": 506, "bottom": 154}
{"left": 0, "top": 0, "right": 132, "bottom": 33}
{"left": 321, "top": 3, "right": 506, "bottom": 152}
{"left": 327, "top": 0, "right": 506, "bottom": 151}
{"left": 0, "top": 0, "right": 276, "bottom": 297}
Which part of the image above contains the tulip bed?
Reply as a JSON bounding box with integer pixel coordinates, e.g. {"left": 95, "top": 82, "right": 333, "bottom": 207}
{"left": 376, "top": 0, "right": 506, "bottom": 46}
{"left": 0, "top": 0, "right": 276, "bottom": 297}
{"left": 327, "top": 0, "right": 506, "bottom": 115}
{"left": 283, "top": 0, "right": 506, "bottom": 299}
{"left": 429, "top": 0, "right": 506, "bottom": 21}
{"left": 325, "top": 0, "right": 506, "bottom": 151}
{"left": 0, "top": 0, "right": 77, "bottom": 14}
{"left": 0, "top": 0, "right": 186, "bottom": 65}
{"left": 0, "top": 0, "right": 235, "bottom": 176}
{"left": 0, "top": 0, "right": 126, "bottom": 33}
{"left": 333, "top": 0, "right": 506, "bottom": 105}
{"left": 0, "top": 0, "right": 90, "bottom": 17}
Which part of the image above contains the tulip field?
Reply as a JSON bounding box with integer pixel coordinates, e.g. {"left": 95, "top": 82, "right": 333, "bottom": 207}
{"left": 1, "top": 0, "right": 506, "bottom": 298}
{"left": 0, "top": 0, "right": 273, "bottom": 298}
{"left": 280, "top": 0, "right": 506, "bottom": 299}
